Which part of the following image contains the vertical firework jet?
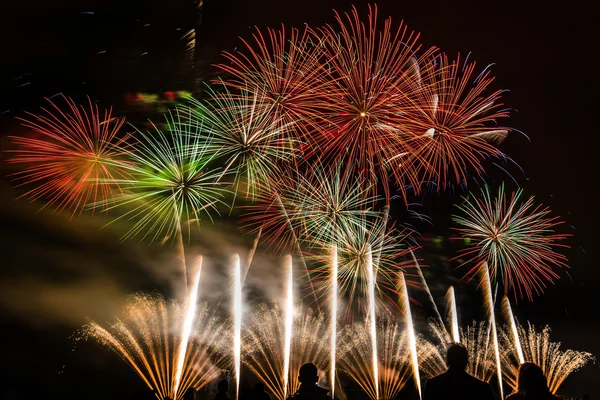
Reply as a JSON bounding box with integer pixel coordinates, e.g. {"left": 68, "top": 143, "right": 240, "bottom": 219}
{"left": 446, "top": 287, "right": 460, "bottom": 343}
{"left": 398, "top": 273, "right": 422, "bottom": 399}
{"left": 366, "top": 246, "right": 379, "bottom": 399}
{"left": 233, "top": 255, "right": 243, "bottom": 400}
{"left": 502, "top": 296, "right": 524, "bottom": 364}
{"left": 173, "top": 259, "right": 203, "bottom": 399}
{"left": 480, "top": 262, "right": 503, "bottom": 399}
{"left": 330, "top": 246, "right": 338, "bottom": 399}
{"left": 283, "top": 256, "right": 294, "bottom": 399}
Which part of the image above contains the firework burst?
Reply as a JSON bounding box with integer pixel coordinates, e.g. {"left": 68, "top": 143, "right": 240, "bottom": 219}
{"left": 241, "top": 305, "right": 331, "bottom": 400}
{"left": 393, "top": 54, "right": 509, "bottom": 191}
{"left": 453, "top": 185, "right": 570, "bottom": 300}
{"left": 86, "top": 293, "right": 229, "bottom": 400}
{"left": 7, "top": 95, "right": 130, "bottom": 215}
{"left": 309, "top": 5, "right": 435, "bottom": 199}
{"left": 500, "top": 321, "right": 594, "bottom": 394}
{"left": 186, "top": 84, "right": 298, "bottom": 201}
{"left": 215, "top": 24, "right": 326, "bottom": 139}
{"left": 95, "top": 110, "right": 228, "bottom": 244}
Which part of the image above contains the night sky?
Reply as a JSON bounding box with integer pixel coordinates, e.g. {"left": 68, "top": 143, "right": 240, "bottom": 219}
{"left": 0, "top": 0, "right": 598, "bottom": 399}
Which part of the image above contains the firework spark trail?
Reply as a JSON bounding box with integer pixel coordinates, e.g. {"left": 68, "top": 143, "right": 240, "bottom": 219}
{"left": 480, "top": 262, "right": 503, "bottom": 399}
{"left": 283, "top": 255, "right": 294, "bottom": 399}
{"left": 242, "top": 227, "right": 262, "bottom": 284}
{"left": 233, "top": 254, "right": 243, "bottom": 400}
{"left": 411, "top": 251, "right": 443, "bottom": 323}
{"left": 366, "top": 246, "right": 379, "bottom": 399}
{"left": 330, "top": 246, "right": 338, "bottom": 399}
{"left": 446, "top": 287, "right": 460, "bottom": 343}
{"left": 399, "top": 273, "right": 421, "bottom": 399}
{"left": 173, "top": 258, "right": 202, "bottom": 399}
{"left": 502, "top": 296, "right": 524, "bottom": 364}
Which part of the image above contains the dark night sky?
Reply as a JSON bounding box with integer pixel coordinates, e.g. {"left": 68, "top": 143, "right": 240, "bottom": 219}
{"left": 0, "top": 0, "right": 598, "bottom": 399}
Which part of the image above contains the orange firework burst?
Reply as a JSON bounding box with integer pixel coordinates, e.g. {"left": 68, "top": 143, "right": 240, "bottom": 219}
{"left": 6, "top": 95, "right": 130, "bottom": 215}
{"left": 393, "top": 54, "right": 510, "bottom": 191}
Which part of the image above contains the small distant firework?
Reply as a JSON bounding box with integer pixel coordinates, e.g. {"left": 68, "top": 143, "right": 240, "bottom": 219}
{"left": 187, "top": 84, "right": 298, "bottom": 201}
{"left": 309, "top": 214, "right": 415, "bottom": 319}
{"left": 500, "top": 322, "right": 594, "bottom": 394}
{"left": 453, "top": 185, "right": 570, "bottom": 300}
{"left": 95, "top": 110, "right": 228, "bottom": 243}
{"left": 241, "top": 305, "right": 331, "bottom": 400}
{"left": 337, "top": 321, "right": 415, "bottom": 400}
{"left": 395, "top": 55, "right": 509, "bottom": 191}
{"left": 310, "top": 5, "right": 434, "bottom": 199}
{"left": 423, "top": 320, "right": 500, "bottom": 383}
{"left": 86, "top": 294, "right": 229, "bottom": 400}
{"left": 215, "top": 24, "right": 326, "bottom": 139}
{"left": 7, "top": 95, "right": 129, "bottom": 215}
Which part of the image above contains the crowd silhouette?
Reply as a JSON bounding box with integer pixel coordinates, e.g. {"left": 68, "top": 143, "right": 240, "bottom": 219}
{"left": 156, "top": 345, "right": 569, "bottom": 400}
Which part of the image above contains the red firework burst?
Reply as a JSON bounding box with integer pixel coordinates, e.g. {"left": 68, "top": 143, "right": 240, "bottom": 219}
{"left": 215, "top": 24, "right": 326, "bottom": 141}
{"left": 6, "top": 95, "right": 130, "bottom": 215}
{"left": 393, "top": 54, "right": 510, "bottom": 191}
{"left": 308, "top": 5, "right": 436, "bottom": 199}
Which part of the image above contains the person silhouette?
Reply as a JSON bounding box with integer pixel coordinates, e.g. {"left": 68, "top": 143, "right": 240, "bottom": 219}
{"left": 506, "top": 362, "right": 560, "bottom": 400}
{"left": 254, "top": 382, "right": 271, "bottom": 400}
{"left": 212, "top": 379, "right": 232, "bottom": 400}
{"left": 423, "top": 343, "right": 495, "bottom": 400}
{"left": 286, "top": 363, "right": 330, "bottom": 400}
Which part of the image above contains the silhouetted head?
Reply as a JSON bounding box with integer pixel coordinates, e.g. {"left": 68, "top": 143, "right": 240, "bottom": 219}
{"left": 217, "top": 379, "right": 229, "bottom": 394}
{"left": 446, "top": 343, "right": 469, "bottom": 370}
{"left": 298, "top": 363, "right": 319, "bottom": 385}
{"left": 254, "top": 382, "right": 265, "bottom": 394}
{"left": 517, "top": 362, "right": 550, "bottom": 395}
